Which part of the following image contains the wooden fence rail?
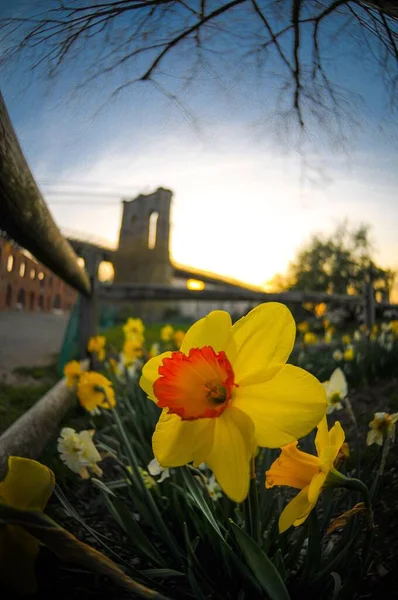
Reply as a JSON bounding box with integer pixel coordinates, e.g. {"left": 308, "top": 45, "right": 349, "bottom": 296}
{"left": 0, "top": 92, "right": 91, "bottom": 297}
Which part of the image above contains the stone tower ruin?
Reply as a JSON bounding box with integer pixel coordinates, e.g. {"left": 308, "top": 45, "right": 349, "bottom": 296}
{"left": 114, "top": 187, "right": 173, "bottom": 284}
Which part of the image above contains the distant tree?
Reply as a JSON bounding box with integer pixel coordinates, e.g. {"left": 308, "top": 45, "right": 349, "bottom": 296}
{"left": 1, "top": 1, "right": 397, "bottom": 146}
{"left": 287, "top": 223, "right": 395, "bottom": 299}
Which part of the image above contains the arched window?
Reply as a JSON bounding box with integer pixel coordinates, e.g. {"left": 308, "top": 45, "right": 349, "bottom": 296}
{"left": 19, "top": 262, "right": 26, "bottom": 277}
{"left": 5, "top": 284, "right": 12, "bottom": 307}
{"left": 98, "top": 261, "right": 115, "bottom": 283}
{"left": 30, "top": 268, "right": 36, "bottom": 280}
{"left": 7, "top": 255, "right": 14, "bottom": 272}
{"left": 77, "top": 257, "right": 85, "bottom": 269}
{"left": 148, "top": 211, "right": 159, "bottom": 250}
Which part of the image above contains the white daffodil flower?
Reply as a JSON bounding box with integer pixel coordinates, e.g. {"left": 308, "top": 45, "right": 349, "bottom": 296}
{"left": 367, "top": 412, "right": 398, "bottom": 446}
{"left": 58, "top": 427, "right": 103, "bottom": 478}
{"left": 332, "top": 349, "right": 343, "bottom": 362}
{"left": 323, "top": 368, "right": 348, "bottom": 414}
{"left": 147, "top": 457, "right": 170, "bottom": 482}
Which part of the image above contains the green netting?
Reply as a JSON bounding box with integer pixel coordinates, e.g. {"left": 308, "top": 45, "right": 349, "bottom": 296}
{"left": 58, "top": 300, "right": 80, "bottom": 377}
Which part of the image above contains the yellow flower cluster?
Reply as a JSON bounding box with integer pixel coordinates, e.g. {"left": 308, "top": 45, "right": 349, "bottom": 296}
{"left": 87, "top": 335, "right": 106, "bottom": 361}
{"left": 122, "top": 317, "right": 145, "bottom": 366}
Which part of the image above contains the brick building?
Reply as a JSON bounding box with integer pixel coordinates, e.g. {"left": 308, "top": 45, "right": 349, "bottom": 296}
{"left": 0, "top": 237, "right": 77, "bottom": 312}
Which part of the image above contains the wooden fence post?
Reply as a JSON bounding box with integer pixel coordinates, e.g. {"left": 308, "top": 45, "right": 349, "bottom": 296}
{"left": 78, "top": 250, "right": 98, "bottom": 359}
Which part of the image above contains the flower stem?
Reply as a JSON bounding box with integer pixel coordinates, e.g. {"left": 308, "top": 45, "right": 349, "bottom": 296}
{"left": 247, "top": 456, "right": 261, "bottom": 545}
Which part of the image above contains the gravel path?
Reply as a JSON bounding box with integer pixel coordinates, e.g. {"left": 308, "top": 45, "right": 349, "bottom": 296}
{"left": 0, "top": 310, "right": 69, "bottom": 373}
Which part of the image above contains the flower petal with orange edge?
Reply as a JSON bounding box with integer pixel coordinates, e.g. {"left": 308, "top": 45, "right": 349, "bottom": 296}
{"left": 140, "top": 352, "right": 172, "bottom": 402}
{"left": 203, "top": 407, "right": 255, "bottom": 503}
{"left": 230, "top": 303, "right": 295, "bottom": 386}
{"left": 152, "top": 410, "right": 215, "bottom": 467}
{"left": 180, "top": 311, "right": 235, "bottom": 359}
{"left": 278, "top": 487, "right": 314, "bottom": 533}
{"left": 0, "top": 456, "right": 54, "bottom": 511}
{"left": 232, "top": 364, "right": 327, "bottom": 448}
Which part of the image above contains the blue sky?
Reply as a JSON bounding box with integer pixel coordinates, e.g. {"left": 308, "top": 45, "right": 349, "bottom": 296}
{"left": 1, "top": 1, "right": 397, "bottom": 291}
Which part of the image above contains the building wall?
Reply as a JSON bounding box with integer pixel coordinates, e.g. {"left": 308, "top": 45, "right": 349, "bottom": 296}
{"left": 0, "top": 238, "right": 77, "bottom": 312}
{"left": 114, "top": 187, "right": 173, "bottom": 284}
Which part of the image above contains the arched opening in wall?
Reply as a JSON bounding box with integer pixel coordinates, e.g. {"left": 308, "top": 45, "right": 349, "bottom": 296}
{"left": 7, "top": 255, "right": 14, "bottom": 272}
{"left": 98, "top": 261, "right": 115, "bottom": 283}
{"left": 53, "top": 294, "right": 61, "bottom": 309}
{"left": 19, "top": 262, "right": 26, "bottom": 277}
{"left": 30, "top": 268, "right": 36, "bottom": 280}
{"left": 5, "top": 284, "right": 12, "bottom": 307}
{"left": 77, "top": 257, "right": 85, "bottom": 269}
{"left": 148, "top": 211, "right": 159, "bottom": 250}
{"left": 38, "top": 295, "right": 44, "bottom": 310}
{"left": 17, "top": 288, "right": 26, "bottom": 309}
{"left": 29, "top": 292, "right": 35, "bottom": 311}
{"left": 47, "top": 297, "right": 51, "bottom": 311}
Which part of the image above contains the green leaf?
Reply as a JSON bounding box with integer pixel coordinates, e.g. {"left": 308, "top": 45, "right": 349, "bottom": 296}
{"left": 141, "top": 569, "right": 186, "bottom": 579}
{"left": 230, "top": 520, "right": 290, "bottom": 600}
{"left": 180, "top": 467, "right": 225, "bottom": 540}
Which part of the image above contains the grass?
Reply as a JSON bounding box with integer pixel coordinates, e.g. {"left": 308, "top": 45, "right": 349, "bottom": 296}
{"left": 1, "top": 360, "right": 60, "bottom": 435}
{"left": 0, "top": 382, "right": 54, "bottom": 435}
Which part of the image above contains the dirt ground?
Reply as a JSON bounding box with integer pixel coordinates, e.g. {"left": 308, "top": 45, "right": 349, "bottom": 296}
{"left": 0, "top": 310, "right": 68, "bottom": 380}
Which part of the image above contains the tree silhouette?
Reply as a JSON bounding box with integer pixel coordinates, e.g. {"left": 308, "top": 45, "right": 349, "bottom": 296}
{"left": 1, "top": 1, "right": 397, "bottom": 144}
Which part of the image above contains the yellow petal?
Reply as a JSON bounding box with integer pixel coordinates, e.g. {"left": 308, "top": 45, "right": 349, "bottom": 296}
{"left": 203, "top": 407, "right": 255, "bottom": 503}
{"left": 152, "top": 410, "right": 215, "bottom": 467}
{"left": 266, "top": 443, "right": 319, "bottom": 490}
{"left": 231, "top": 303, "right": 295, "bottom": 386}
{"left": 233, "top": 365, "right": 327, "bottom": 447}
{"left": 328, "top": 420, "right": 345, "bottom": 451}
{"left": 278, "top": 486, "right": 313, "bottom": 533}
{"left": 315, "top": 417, "right": 329, "bottom": 456}
{"left": 307, "top": 471, "right": 326, "bottom": 504}
{"left": 140, "top": 352, "right": 172, "bottom": 401}
{"left": 0, "top": 526, "right": 40, "bottom": 594}
{"left": 180, "top": 311, "right": 235, "bottom": 359}
{"left": 0, "top": 457, "right": 54, "bottom": 511}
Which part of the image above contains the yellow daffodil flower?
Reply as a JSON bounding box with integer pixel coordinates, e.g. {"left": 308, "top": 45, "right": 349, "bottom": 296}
{"left": 122, "top": 338, "right": 143, "bottom": 365}
{"left": 160, "top": 324, "right": 174, "bottom": 342}
{"left": 323, "top": 368, "right": 347, "bottom": 414}
{"left": 174, "top": 329, "right": 186, "bottom": 349}
{"left": 323, "top": 318, "right": 330, "bottom": 330}
{"left": 390, "top": 320, "right": 398, "bottom": 337}
{"left": 324, "top": 329, "right": 333, "bottom": 344}
{"left": 297, "top": 321, "right": 309, "bottom": 334}
{"left": 266, "top": 417, "right": 345, "bottom": 532}
{"left": 63, "top": 360, "right": 82, "bottom": 388}
{"left": 57, "top": 427, "right": 103, "bottom": 478}
{"left": 366, "top": 412, "right": 398, "bottom": 446}
{"left": 77, "top": 371, "right": 116, "bottom": 412}
{"left": 342, "top": 334, "right": 351, "bottom": 345}
{"left": 140, "top": 303, "right": 326, "bottom": 502}
{"left": 343, "top": 346, "right": 354, "bottom": 361}
{"left": 123, "top": 318, "right": 145, "bottom": 339}
{"left": 87, "top": 335, "right": 106, "bottom": 361}
{"left": 359, "top": 324, "right": 368, "bottom": 334}
{"left": 0, "top": 457, "right": 55, "bottom": 594}
{"left": 304, "top": 332, "right": 318, "bottom": 345}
